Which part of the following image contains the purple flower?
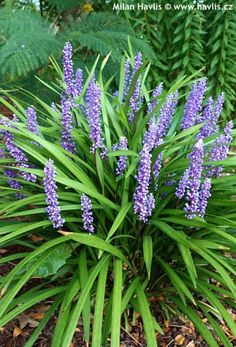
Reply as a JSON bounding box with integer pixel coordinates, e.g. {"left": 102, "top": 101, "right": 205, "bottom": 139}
{"left": 0, "top": 117, "right": 37, "bottom": 183}
{"left": 184, "top": 139, "right": 204, "bottom": 219}
{"left": 75, "top": 68, "right": 83, "bottom": 97}
{"left": 134, "top": 143, "right": 155, "bottom": 222}
{"left": 153, "top": 152, "right": 163, "bottom": 189}
{"left": 176, "top": 139, "right": 204, "bottom": 219}
{"left": 176, "top": 169, "right": 189, "bottom": 199}
{"left": 206, "top": 121, "right": 233, "bottom": 177}
{"left": 86, "top": 76, "right": 106, "bottom": 155}
{"left": 61, "top": 96, "right": 76, "bottom": 153}
{"left": 115, "top": 136, "right": 128, "bottom": 176}
{"left": 128, "top": 52, "right": 143, "bottom": 122}
{"left": 198, "top": 93, "right": 224, "bottom": 139}
{"left": 81, "top": 194, "right": 94, "bottom": 234}
{"left": 26, "top": 107, "right": 39, "bottom": 135}
{"left": 148, "top": 82, "right": 163, "bottom": 114}
{"left": 4, "top": 169, "right": 24, "bottom": 199}
{"left": 198, "top": 178, "right": 211, "bottom": 219}
{"left": 156, "top": 91, "right": 178, "bottom": 141}
{"left": 143, "top": 118, "right": 157, "bottom": 150}
{"left": 197, "top": 97, "right": 214, "bottom": 139}
{"left": 43, "top": 159, "right": 64, "bottom": 229}
{"left": 181, "top": 78, "right": 207, "bottom": 130}
{"left": 144, "top": 91, "right": 177, "bottom": 151}
{"left": 26, "top": 106, "right": 41, "bottom": 147}
{"left": 63, "top": 42, "right": 77, "bottom": 98}
{"left": 213, "top": 93, "right": 225, "bottom": 123}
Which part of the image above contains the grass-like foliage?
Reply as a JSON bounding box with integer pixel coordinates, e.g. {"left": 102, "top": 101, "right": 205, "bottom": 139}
{"left": 0, "top": 45, "right": 236, "bottom": 346}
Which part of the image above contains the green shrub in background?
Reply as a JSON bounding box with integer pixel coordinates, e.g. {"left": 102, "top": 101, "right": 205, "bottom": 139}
{"left": 1, "top": 0, "right": 236, "bottom": 118}
{"left": 0, "top": 1, "right": 155, "bottom": 83}
{"left": 121, "top": 0, "right": 236, "bottom": 116}
{"left": 0, "top": 44, "right": 236, "bottom": 346}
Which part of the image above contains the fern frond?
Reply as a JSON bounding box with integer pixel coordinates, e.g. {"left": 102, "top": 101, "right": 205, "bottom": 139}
{"left": 46, "top": 0, "right": 80, "bottom": 11}
{"left": 62, "top": 12, "right": 155, "bottom": 62}
{"left": 0, "top": 34, "right": 60, "bottom": 81}
{"left": 0, "top": 8, "right": 48, "bottom": 36}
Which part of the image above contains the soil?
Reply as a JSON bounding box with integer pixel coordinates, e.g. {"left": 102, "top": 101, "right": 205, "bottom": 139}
{"left": 1, "top": 245, "right": 236, "bottom": 347}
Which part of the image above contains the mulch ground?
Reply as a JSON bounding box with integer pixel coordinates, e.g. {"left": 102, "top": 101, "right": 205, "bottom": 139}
{"left": 1, "top": 244, "right": 236, "bottom": 347}
{"left": 0, "top": 311, "right": 210, "bottom": 347}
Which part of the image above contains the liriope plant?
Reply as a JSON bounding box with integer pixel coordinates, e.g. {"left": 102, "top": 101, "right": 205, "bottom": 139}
{"left": 0, "top": 43, "right": 236, "bottom": 346}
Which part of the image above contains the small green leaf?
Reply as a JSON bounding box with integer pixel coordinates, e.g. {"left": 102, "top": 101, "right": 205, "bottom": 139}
{"left": 106, "top": 202, "right": 132, "bottom": 241}
{"left": 143, "top": 235, "right": 153, "bottom": 280}
{"left": 17, "top": 244, "right": 72, "bottom": 277}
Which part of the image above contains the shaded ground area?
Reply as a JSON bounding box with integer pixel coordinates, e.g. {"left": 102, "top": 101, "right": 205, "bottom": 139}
{"left": 1, "top": 244, "right": 236, "bottom": 347}
{"left": 0, "top": 312, "right": 210, "bottom": 347}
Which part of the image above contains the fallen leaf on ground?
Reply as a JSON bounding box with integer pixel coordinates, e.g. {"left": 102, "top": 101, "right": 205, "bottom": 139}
{"left": 29, "top": 312, "right": 45, "bottom": 320}
{"left": 186, "top": 341, "right": 195, "bottom": 347}
{"left": 13, "top": 326, "right": 22, "bottom": 337}
{"left": 30, "top": 234, "right": 44, "bottom": 242}
{"left": 0, "top": 249, "right": 8, "bottom": 254}
{"left": 18, "top": 314, "right": 40, "bottom": 328}
{"left": 175, "top": 334, "right": 185, "bottom": 345}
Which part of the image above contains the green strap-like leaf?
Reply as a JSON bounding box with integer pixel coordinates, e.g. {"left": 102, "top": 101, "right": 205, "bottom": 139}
{"left": 136, "top": 282, "right": 158, "bottom": 347}
{"left": 111, "top": 259, "right": 123, "bottom": 347}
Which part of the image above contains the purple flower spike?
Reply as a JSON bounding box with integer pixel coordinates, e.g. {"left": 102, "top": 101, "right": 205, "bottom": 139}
{"left": 176, "top": 139, "right": 205, "bottom": 219}
{"left": 4, "top": 169, "right": 24, "bottom": 199}
{"left": 43, "top": 159, "right": 64, "bottom": 229}
{"left": 26, "top": 107, "right": 39, "bottom": 135}
{"left": 181, "top": 78, "right": 207, "bottom": 130}
{"left": 144, "top": 118, "right": 157, "bottom": 150}
{"left": 86, "top": 76, "right": 106, "bottom": 155}
{"left": 128, "top": 52, "right": 143, "bottom": 122}
{"left": 213, "top": 93, "right": 225, "bottom": 123}
{"left": 198, "top": 178, "right": 211, "bottom": 219}
{"left": 134, "top": 143, "right": 155, "bottom": 222}
{"left": 176, "top": 169, "right": 189, "bottom": 199}
{"left": 61, "top": 97, "right": 76, "bottom": 153}
{"left": 0, "top": 117, "right": 37, "bottom": 183}
{"left": 148, "top": 82, "right": 163, "bottom": 114}
{"left": 156, "top": 91, "right": 178, "bottom": 141}
{"left": 184, "top": 139, "right": 204, "bottom": 219}
{"left": 75, "top": 68, "right": 83, "bottom": 97}
{"left": 197, "top": 97, "right": 214, "bottom": 139}
{"left": 153, "top": 152, "right": 163, "bottom": 180}
{"left": 81, "top": 194, "right": 94, "bottom": 234}
{"left": 207, "top": 121, "right": 233, "bottom": 177}
{"left": 63, "top": 42, "right": 77, "bottom": 98}
{"left": 198, "top": 93, "right": 224, "bottom": 139}
{"left": 26, "top": 106, "right": 41, "bottom": 147}
{"left": 115, "top": 136, "right": 128, "bottom": 176}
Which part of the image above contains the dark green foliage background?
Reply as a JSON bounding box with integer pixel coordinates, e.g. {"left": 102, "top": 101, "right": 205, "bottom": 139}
{"left": 0, "top": 0, "right": 236, "bottom": 114}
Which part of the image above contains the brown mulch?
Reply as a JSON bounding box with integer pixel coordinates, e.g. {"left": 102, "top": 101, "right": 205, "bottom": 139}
{"left": 1, "top": 244, "right": 235, "bottom": 347}
{"left": 0, "top": 312, "right": 209, "bottom": 347}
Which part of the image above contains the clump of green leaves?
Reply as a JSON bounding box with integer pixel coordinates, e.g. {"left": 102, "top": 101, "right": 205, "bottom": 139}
{"left": 0, "top": 49, "right": 236, "bottom": 347}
